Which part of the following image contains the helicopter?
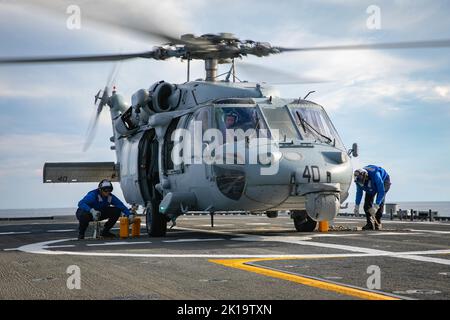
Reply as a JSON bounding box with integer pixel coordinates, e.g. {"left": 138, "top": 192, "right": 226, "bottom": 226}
{"left": 2, "top": 4, "right": 450, "bottom": 237}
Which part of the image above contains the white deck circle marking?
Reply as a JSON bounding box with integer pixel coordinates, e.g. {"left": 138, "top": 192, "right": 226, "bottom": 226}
{"left": 407, "top": 229, "right": 450, "bottom": 234}
{"left": 163, "top": 238, "right": 225, "bottom": 243}
{"left": 15, "top": 232, "right": 450, "bottom": 264}
{"left": 0, "top": 232, "right": 31, "bottom": 235}
{"left": 86, "top": 241, "right": 152, "bottom": 247}
{"left": 335, "top": 218, "right": 450, "bottom": 226}
{"left": 46, "top": 245, "right": 76, "bottom": 249}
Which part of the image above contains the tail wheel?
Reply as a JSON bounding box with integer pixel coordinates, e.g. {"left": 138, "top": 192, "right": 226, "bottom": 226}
{"left": 145, "top": 200, "right": 167, "bottom": 237}
{"left": 292, "top": 210, "right": 317, "bottom": 232}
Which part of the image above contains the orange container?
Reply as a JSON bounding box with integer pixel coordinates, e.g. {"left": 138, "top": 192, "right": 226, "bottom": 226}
{"left": 119, "top": 216, "right": 129, "bottom": 239}
{"left": 131, "top": 217, "right": 141, "bottom": 238}
{"left": 318, "top": 221, "right": 329, "bottom": 232}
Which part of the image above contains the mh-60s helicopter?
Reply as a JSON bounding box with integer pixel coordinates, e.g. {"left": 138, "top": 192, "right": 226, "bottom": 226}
{"left": 3, "top": 7, "right": 450, "bottom": 236}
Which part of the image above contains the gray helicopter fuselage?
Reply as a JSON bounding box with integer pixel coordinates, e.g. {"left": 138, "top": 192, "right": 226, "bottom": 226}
{"left": 112, "top": 80, "right": 352, "bottom": 222}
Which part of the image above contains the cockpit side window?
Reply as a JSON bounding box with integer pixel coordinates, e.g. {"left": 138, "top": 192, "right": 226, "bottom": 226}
{"left": 214, "top": 106, "right": 268, "bottom": 144}
{"left": 179, "top": 107, "right": 213, "bottom": 165}
{"left": 195, "top": 107, "right": 210, "bottom": 133}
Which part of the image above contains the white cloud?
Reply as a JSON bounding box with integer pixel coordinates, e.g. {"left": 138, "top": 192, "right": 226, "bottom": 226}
{"left": 1, "top": 0, "right": 450, "bottom": 206}
{"left": 435, "top": 86, "right": 450, "bottom": 98}
{"left": 253, "top": 30, "right": 449, "bottom": 115}
{"left": 0, "top": 133, "right": 115, "bottom": 177}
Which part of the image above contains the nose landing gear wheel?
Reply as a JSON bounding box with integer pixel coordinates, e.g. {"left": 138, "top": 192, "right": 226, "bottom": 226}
{"left": 291, "top": 210, "right": 317, "bottom": 232}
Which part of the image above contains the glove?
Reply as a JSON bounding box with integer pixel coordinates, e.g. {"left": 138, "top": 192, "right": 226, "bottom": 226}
{"left": 128, "top": 214, "right": 135, "bottom": 225}
{"left": 90, "top": 208, "right": 100, "bottom": 221}
{"left": 354, "top": 205, "right": 360, "bottom": 215}
{"left": 368, "top": 204, "right": 380, "bottom": 216}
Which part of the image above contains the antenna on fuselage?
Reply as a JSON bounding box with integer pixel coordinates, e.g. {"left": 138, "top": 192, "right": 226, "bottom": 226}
{"left": 303, "top": 91, "right": 316, "bottom": 100}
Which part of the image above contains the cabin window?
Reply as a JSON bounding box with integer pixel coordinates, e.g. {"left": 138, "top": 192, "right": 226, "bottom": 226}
{"left": 163, "top": 117, "right": 180, "bottom": 174}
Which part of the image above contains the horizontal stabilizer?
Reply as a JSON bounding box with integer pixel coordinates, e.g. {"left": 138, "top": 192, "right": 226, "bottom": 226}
{"left": 43, "top": 162, "right": 119, "bottom": 183}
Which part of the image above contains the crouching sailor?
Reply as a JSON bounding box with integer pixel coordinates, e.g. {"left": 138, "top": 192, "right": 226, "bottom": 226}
{"left": 76, "top": 179, "right": 134, "bottom": 239}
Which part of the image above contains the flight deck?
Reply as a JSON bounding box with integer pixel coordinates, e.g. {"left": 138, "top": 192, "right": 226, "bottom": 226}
{"left": 0, "top": 213, "right": 449, "bottom": 300}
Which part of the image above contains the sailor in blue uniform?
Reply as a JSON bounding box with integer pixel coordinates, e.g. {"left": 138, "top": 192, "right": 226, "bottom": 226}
{"left": 76, "top": 179, "right": 133, "bottom": 239}
{"left": 354, "top": 165, "right": 391, "bottom": 230}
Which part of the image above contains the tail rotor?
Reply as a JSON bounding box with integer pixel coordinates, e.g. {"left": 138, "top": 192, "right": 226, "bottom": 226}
{"left": 83, "top": 64, "right": 120, "bottom": 152}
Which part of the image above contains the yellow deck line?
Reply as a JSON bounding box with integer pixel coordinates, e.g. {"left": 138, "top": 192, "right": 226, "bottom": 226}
{"left": 209, "top": 258, "right": 399, "bottom": 300}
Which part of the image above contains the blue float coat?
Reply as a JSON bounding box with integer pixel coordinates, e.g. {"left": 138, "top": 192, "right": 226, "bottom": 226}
{"left": 355, "top": 165, "right": 390, "bottom": 206}
{"left": 78, "top": 189, "right": 131, "bottom": 216}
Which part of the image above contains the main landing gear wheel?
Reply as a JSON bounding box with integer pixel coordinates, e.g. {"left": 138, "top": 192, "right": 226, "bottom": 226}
{"left": 266, "top": 211, "right": 278, "bottom": 218}
{"left": 145, "top": 200, "right": 167, "bottom": 237}
{"left": 291, "top": 210, "right": 317, "bottom": 232}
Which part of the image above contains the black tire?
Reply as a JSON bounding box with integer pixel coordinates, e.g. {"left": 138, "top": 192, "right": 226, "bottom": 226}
{"left": 266, "top": 211, "right": 278, "bottom": 218}
{"left": 145, "top": 200, "right": 167, "bottom": 237}
{"left": 292, "top": 210, "right": 317, "bottom": 232}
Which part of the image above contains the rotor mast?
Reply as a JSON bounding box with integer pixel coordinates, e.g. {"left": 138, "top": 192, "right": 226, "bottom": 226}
{"left": 205, "top": 59, "right": 218, "bottom": 82}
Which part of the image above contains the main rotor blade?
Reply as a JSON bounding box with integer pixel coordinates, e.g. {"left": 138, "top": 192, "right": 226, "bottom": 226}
{"left": 20, "top": 0, "right": 206, "bottom": 47}
{"left": 237, "top": 62, "right": 330, "bottom": 84}
{"left": 0, "top": 51, "right": 155, "bottom": 64}
{"left": 277, "top": 39, "right": 450, "bottom": 53}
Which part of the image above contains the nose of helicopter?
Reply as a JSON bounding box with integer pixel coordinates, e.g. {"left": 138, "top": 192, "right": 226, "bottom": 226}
{"left": 242, "top": 143, "right": 353, "bottom": 221}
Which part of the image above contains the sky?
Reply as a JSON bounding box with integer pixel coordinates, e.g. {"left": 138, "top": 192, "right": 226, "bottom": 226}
{"left": 0, "top": 0, "right": 449, "bottom": 209}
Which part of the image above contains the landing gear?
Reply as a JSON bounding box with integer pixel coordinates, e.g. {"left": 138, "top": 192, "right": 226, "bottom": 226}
{"left": 291, "top": 210, "right": 317, "bottom": 232}
{"left": 145, "top": 200, "right": 167, "bottom": 237}
{"left": 266, "top": 211, "right": 278, "bottom": 218}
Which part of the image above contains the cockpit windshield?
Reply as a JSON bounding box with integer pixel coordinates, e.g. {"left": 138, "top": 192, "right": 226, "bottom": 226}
{"left": 213, "top": 103, "right": 345, "bottom": 150}
{"left": 259, "top": 106, "right": 301, "bottom": 142}
{"left": 289, "top": 104, "right": 345, "bottom": 149}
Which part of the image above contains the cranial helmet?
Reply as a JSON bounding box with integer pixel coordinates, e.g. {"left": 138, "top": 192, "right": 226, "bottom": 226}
{"left": 98, "top": 179, "right": 113, "bottom": 192}
{"left": 354, "top": 169, "right": 368, "bottom": 186}
{"left": 224, "top": 111, "right": 239, "bottom": 123}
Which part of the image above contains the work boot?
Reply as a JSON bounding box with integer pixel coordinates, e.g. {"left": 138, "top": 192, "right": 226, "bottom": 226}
{"left": 100, "top": 230, "right": 116, "bottom": 238}
{"left": 362, "top": 224, "right": 374, "bottom": 231}
{"left": 78, "top": 234, "right": 85, "bottom": 240}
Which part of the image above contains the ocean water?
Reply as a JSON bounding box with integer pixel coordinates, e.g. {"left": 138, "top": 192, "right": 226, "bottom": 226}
{"left": 341, "top": 201, "right": 450, "bottom": 217}
{"left": 0, "top": 207, "right": 77, "bottom": 219}
{"left": 1, "top": 202, "right": 450, "bottom": 218}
